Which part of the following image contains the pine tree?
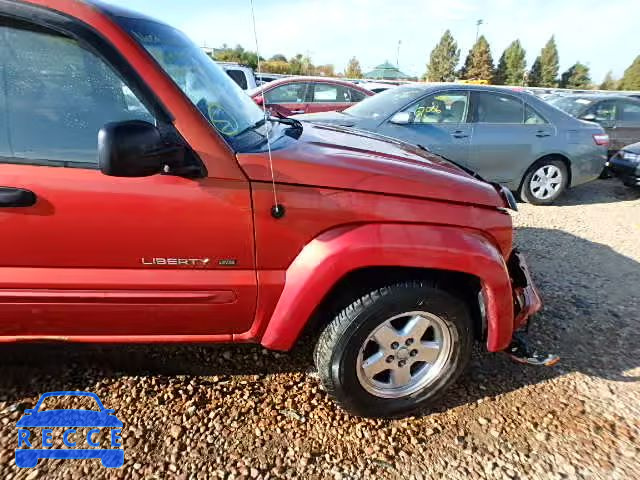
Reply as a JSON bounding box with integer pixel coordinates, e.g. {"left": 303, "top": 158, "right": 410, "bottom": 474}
{"left": 560, "top": 62, "right": 591, "bottom": 89}
{"left": 494, "top": 40, "right": 526, "bottom": 85}
{"left": 425, "top": 30, "right": 460, "bottom": 82}
{"left": 620, "top": 55, "right": 640, "bottom": 90}
{"left": 599, "top": 71, "right": 617, "bottom": 90}
{"left": 345, "top": 57, "right": 363, "bottom": 78}
{"left": 539, "top": 36, "right": 559, "bottom": 87}
{"left": 459, "top": 35, "right": 494, "bottom": 82}
{"left": 528, "top": 57, "right": 542, "bottom": 87}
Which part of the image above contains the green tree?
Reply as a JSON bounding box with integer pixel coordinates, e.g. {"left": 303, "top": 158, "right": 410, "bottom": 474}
{"left": 269, "top": 54, "right": 288, "bottom": 62}
{"left": 459, "top": 35, "right": 494, "bottom": 82}
{"left": 425, "top": 30, "right": 460, "bottom": 82}
{"left": 620, "top": 55, "right": 640, "bottom": 90}
{"left": 494, "top": 40, "right": 526, "bottom": 85}
{"left": 213, "top": 44, "right": 261, "bottom": 70}
{"left": 528, "top": 56, "right": 542, "bottom": 86}
{"left": 345, "top": 56, "right": 363, "bottom": 78}
{"left": 599, "top": 71, "right": 617, "bottom": 90}
{"left": 539, "top": 36, "right": 559, "bottom": 87}
{"left": 560, "top": 62, "right": 591, "bottom": 89}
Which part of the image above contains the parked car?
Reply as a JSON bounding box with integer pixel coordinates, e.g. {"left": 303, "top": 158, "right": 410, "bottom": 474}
{"left": 216, "top": 62, "right": 257, "bottom": 90}
{"left": 247, "top": 77, "right": 373, "bottom": 117}
{"left": 607, "top": 142, "right": 640, "bottom": 187}
{"left": 2, "top": 0, "right": 544, "bottom": 418}
{"left": 356, "top": 82, "right": 399, "bottom": 94}
{"left": 548, "top": 94, "right": 640, "bottom": 156}
{"left": 295, "top": 85, "right": 608, "bottom": 205}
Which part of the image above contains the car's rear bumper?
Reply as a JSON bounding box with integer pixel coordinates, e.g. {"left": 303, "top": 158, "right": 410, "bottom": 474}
{"left": 508, "top": 249, "right": 543, "bottom": 331}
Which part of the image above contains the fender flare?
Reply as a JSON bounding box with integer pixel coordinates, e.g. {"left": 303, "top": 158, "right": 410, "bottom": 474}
{"left": 259, "top": 223, "right": 515, "bottom": 352}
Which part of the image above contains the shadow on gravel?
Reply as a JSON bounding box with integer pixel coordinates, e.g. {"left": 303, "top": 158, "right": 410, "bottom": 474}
{"left": 1, "top": 227, "right": 638, "bottom": 414}
{"left": 551, "top": 178, "right": 640, "bottom": 206}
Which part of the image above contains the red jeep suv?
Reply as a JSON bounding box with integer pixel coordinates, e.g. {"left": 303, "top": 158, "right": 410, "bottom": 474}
{"left": 0, "top": 0, "right": 542, "bottom": 417}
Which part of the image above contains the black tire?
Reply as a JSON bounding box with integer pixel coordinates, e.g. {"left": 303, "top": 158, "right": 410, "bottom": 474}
{"left": 314, "top": 281, "right": 473, "bottom": 418}
{"left": 519, "top": 158, "right": 569, "bottom": 205}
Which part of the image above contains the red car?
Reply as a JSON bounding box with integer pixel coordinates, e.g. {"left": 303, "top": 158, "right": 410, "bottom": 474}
{"left": 248, "top": 77, "right": 373, "bottom": 117}
{"left": 1, "top": 0, "right": 544, "bottom": 418}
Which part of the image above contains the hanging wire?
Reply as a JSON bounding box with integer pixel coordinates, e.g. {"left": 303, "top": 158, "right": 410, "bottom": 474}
{"left": 249, "top": 0, "right": 280, "bottom": 211}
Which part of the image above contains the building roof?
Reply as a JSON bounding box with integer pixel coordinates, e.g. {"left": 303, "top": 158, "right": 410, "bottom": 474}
{"left": 364, "top": 61, "right": 412, "bottom": 80}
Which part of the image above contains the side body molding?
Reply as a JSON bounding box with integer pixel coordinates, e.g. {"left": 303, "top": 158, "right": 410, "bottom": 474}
{"left": 259, "top": 223, "right": 515, "bottom": 353}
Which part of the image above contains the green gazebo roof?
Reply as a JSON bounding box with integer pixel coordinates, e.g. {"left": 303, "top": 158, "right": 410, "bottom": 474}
{"left": 364, "top": 61, "right": 411, "bottom": 80}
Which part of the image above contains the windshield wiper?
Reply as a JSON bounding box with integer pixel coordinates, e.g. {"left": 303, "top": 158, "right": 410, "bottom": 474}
{"left": 234, "top": 117, "right": 267, "bottom": 137}
{"left": 416, "top": 144, "right": 488, "bottom": 183}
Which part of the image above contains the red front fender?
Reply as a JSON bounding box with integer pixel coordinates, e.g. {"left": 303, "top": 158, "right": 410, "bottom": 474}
{"left": 259, "top": 223, "right": 516, "bottom": 352}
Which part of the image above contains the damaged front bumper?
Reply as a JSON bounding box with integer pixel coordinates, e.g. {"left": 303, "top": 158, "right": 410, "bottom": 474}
{"left": 507, "top": 249, "right": 543, "bottom": 331}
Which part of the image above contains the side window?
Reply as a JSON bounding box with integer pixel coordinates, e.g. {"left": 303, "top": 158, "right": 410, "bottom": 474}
{"left": 311, "top": 83, "right": 346, "bottom": 103}
{"left": 225, "top": 69, "right": 248, "bottom": 90}
{"left": 587, "top": 101, "right": 616, "bottom": 122}
{"left": 617, "top": 101, "right": 640, "bottom": 122}
{"left": 470, "top": 92, "right": 524, "bottom": 124}
{"left": 403, "top": 92, "right": 469, "bottom": 124}
{"left": 264, "top": 83, "right": 308, "bottom": 104}
{"left": 1, "top": 25, "right": 155, "bottom": 167}
{"left": 524, "top": 104, "right": 548, "bottom": 125}
{"left": 348, "top": 88, "right": 367, "bottom": 102}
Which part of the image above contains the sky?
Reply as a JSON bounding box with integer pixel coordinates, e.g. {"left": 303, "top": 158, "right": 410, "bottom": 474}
{"left": 106, "top": 0, "right": 637, "bottom": 84}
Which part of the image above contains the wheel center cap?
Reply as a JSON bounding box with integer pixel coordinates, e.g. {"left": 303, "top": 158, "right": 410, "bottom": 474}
{"left": 396, "top": 347, "right": 410, "bottom": 360}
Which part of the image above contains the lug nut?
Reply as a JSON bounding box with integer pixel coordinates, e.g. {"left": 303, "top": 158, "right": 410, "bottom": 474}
{"left": 398, "top": 360, "right": 407, "bottom": 367}
{"left": 391, "top": 342, "right": 399, "bottom": 349}
{"left": 405, "top": 338, "right": 414, "bottom": 346}
{"left": 410, "top": 349, "right": 418, "bottom": 357}
{"left": 386, "top": 355, "right": 395, "bottom": 363}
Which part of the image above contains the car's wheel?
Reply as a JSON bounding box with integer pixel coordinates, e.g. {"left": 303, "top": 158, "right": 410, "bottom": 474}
{"left": 520, "top": 159, "right": 569, "bottom": 205}
{"left": 314, "top": 281, "right": 472, "bottom": 418}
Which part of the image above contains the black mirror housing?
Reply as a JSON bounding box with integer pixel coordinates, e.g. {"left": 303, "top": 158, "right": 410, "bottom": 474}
{"left": 98, "top": 120, "right": 183, "bottom": 177}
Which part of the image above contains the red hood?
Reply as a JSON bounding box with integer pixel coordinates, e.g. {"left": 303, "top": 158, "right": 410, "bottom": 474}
{"left": 236, "top": 123, "right": 504, "bottom": 208}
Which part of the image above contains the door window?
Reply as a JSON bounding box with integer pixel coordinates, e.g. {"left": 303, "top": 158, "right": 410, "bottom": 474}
{"left": 587, "top": 101, "right": 616, "bottom": 122}
{"left": 0, "top": 25, "right": 155, "bottom": 167}
{"left": 225, "top": 69, "right": 248, "bottom": 89}
{"left": 311, "top": 83, "right": 350, "bottom": 103}
{"left": 616, "top": 101, "right": 640, "bottom": 122}
{"left": 348, "top": 88, "right": 367, "bottom": 102}
{"left": 470, "top": 92, "right": 524, "bottom": 124}
{"left": 403, "top": 92, "right": 469, "bottom": 123}
{"left": 524, "top": 104, "right": 548, "bottom": 124}
{"left": 264, "top": 83, "right": 309, "bottom": 104}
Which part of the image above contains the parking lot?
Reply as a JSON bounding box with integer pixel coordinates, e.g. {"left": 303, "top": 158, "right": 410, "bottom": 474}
{"left": 0, "top": 178, "right": 637, "bottom": 479}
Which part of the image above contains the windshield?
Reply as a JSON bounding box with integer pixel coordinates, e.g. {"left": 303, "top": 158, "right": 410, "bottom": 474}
{"left": 115, "top": 16, "right": 264, "bottom": 144}
{"left": 345, "top": 86, "right": 426, "bottom": 119}
{"left": 548, "top": 96, "right": 592, "bottom": 117}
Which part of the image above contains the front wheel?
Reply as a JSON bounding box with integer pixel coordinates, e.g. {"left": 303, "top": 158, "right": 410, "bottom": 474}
{"left": 520, "top": 159, "right": 569, "bottom": 205}
{"left": 314, "top": 281, "right": 472, "bottom": 418}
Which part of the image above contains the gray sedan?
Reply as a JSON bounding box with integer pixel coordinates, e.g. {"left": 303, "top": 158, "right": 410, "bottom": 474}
{"left": 295, "top": 84, "right": 608, "bottom": 204}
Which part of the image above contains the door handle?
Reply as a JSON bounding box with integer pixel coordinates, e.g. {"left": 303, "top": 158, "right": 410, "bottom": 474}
{"left": 535, "top": 131, "right": 552, "bottom": 137}
{"left": 452, "top": 130, "right": 469, "bottom": 139}
{"left": 289, "top": 110, "right": 305, "bottom": 114}
{"left": 0, "top": 187, "right": 37, "bottom": 207}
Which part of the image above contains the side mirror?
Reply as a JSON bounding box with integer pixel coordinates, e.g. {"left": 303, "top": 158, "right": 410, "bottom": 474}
{"left": 254, "top": 95, "right": 264, "bottom": 106}
{"left": 98, "top": 120, "right": 183, "bottom": 178}
{"left": 580, "top": 113, "right": 597, "bottom": 121}
{"left": 390, "top": 112, "right": 413, "bottom": 125}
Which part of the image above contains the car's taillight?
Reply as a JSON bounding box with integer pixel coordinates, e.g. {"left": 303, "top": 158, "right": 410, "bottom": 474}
{"left": 593, "top": 134, "right": 609, "bottom": 146}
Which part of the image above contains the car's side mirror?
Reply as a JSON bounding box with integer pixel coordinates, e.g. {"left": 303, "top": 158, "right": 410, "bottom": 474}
{"left": 580, "top": 113, "right": 597, "bottom": 121}
{"left": 390, "top": 112, "right": 413, "bottom": 125}
{"left": 254, "top": 95, "right": 264, "bottom": 106}
{"left": 98, "top": 120, "right": 184, "bottom": 178}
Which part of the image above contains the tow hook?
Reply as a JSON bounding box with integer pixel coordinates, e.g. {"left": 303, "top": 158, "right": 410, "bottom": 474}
{"left": 504, "top": 330, "right": 560, "bottom": 367}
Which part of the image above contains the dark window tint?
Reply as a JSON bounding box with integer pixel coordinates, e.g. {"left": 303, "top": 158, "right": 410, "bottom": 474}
{"left": 348, "top": 88, "right": 367, "bottom": 102}
{"left": 471, "top": 92, "right": 524, "bottom": 124}
{"left": 617, "top": 101, "right": 640, "bottom": 122}
{"left": 264, "top": 83, "right": 308, "bottom": 103}
{"left": 0, "top": 25, "right": 154, "bottom": 167}
{"left": 225, "top": 69, "right": 248, "bottom": 89}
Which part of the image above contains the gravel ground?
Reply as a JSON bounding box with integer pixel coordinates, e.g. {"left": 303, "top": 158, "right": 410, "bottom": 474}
{"left": 1, "top": 179, "right": 639, "bottom": 479}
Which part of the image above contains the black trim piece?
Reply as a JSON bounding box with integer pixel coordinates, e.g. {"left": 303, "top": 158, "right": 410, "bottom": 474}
{"left": 1, "top": 0, "right": 172, "bottom": 123}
